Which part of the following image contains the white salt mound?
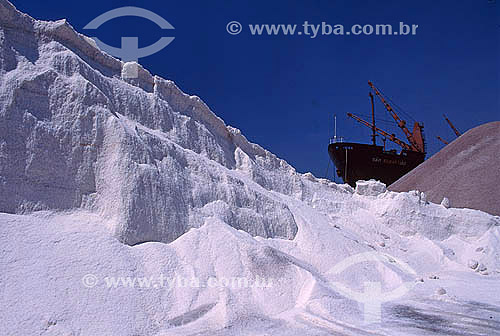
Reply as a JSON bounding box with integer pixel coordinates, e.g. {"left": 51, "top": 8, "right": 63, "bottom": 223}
{"left": 0, "top": 0, "right": 301, "bottom": 245}
{"left": 355, "top": 179, "right": 387, "bottom": 196}
{"left": 1, "top": 1, "right": 500, "bottom": 335}
{"left": 441, "top": 197, "right": 450, "bottom": 208}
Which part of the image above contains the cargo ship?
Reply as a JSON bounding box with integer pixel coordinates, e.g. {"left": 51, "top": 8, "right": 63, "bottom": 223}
{"left": 328, "top": 81, "right": 426, "bottom": 187}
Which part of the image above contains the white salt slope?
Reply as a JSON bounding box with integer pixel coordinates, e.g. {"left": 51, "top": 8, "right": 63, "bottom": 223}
{"left": 2, "top": 182, "right": 500, "bottom": 335}
{"left": 0, "top": 0, "right": 304, "bottom": 244}
{"left": 1, "top": 1, "right": 500, "bottom": 335}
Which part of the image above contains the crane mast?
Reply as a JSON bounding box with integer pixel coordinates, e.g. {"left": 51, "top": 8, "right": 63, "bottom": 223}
{"left": 369, "top": 92, "right": 377, "bottom": 146}
{"left": 367, "top": 81, "right": 426, "bottom": 153}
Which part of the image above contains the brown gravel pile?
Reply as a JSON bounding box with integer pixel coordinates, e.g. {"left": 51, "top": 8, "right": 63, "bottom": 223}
{"left": 390, "top": 122, "right": 500, "bottom": 216}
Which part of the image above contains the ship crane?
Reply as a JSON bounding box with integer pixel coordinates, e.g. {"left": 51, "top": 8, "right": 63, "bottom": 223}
{"left": 347, "top": 113, "right": 413, "bottom": 151}
{"left": 367, "top": 81, "right": 426, "bottom": 153}
{"left": 444, "top": 114, "right": 461, "bottom": 137}
{"left": 436, "top": 136, "right": 449, "bottom": 145}
{"left": 437, "top": 115, "right": 461, "bottom": 145}
{"left": 328, "top": 81, "right": 427, "bottom": 187}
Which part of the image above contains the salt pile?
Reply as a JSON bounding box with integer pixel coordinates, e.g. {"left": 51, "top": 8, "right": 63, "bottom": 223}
{"left": 1, "top": 1, "right": 499, "bottom": 335}
{"left": 390, "top": 121, "right": 500, "bottom": 216}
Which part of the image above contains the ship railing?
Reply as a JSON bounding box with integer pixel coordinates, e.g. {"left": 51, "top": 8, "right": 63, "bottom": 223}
{"left": 329, "top": 136, "right": 345, "bottom": 144}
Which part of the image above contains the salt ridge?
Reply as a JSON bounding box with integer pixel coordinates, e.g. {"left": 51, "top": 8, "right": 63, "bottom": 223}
{"left": 0, "top": 1, "right": 499, "bottom": 334}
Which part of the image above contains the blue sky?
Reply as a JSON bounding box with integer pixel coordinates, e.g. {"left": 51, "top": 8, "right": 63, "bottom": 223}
{"left": 14, "top": 0, "right": 499, "bottom": 178}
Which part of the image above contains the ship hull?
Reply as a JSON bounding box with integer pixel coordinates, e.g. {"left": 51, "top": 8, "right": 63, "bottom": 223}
{"left": 328, "top": 142, "right": 425, "bottom": 187}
